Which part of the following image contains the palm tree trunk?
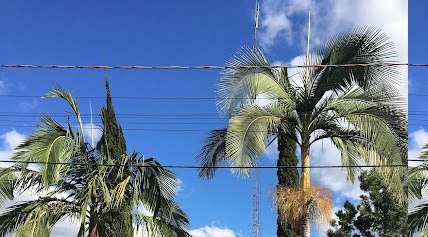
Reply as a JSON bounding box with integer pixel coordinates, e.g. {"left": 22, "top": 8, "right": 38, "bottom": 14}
{"left": 276, "top": 128, "right": 299, "bottom": 237}
{"left": 301, "top": 142, "right": 311, "bottom": 237}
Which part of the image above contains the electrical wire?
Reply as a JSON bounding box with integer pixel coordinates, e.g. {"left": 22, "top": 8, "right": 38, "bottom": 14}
{"left": 0, "top": 159, "right": 408, "bottom": 169}
{"left": 0, "top": 62, "right": 421, "bottom": 70}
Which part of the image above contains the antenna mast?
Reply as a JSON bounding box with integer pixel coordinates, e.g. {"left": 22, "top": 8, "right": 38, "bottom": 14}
{"left": 252, "top": 1, "right": 261, "bottom": 237}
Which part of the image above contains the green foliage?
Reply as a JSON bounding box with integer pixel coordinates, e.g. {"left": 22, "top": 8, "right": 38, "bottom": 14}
{"left": 327, "top": 171, "right": 407, "bottom": 237}
{"left": 408, "top": 154, "right": 428, "bottom": 235}
{"left": 0, "top": 82, "right": 190, "bottom": 237}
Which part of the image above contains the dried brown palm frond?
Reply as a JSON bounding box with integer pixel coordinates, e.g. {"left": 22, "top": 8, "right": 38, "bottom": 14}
{"left": 275, "top": 185, "right": 333, "bottom": 230}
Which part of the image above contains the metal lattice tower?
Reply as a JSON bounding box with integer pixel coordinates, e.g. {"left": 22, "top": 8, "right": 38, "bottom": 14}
{"left": 252, "top": 1, "right": 261, "bottom": 237}
{"left": 252, "top": 169, "right": 261, "bottom": 237}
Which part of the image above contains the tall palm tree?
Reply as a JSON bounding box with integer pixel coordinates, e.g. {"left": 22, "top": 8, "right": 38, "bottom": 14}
{"left": 0, "top": 82, "right": 191, "bottom": 237}
{"left": 408, "top": 144, "right": 428, "bottom": 235}
{"left": 197, "top": 29, "right": 407, "bottom": 236}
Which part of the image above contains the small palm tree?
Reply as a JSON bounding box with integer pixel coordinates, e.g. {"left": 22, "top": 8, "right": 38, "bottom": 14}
{"left": 197, "top": 29, "right": 407, "bottom": 236}
{"left": 408, "top": 144, "right": 428, "bottom": 235}
{"left": 0, "top": 82, "right": 191, "bottom": 237}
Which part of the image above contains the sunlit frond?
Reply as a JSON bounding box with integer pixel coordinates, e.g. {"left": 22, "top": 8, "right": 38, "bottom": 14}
{"left": 44, "top": 87, "right": 84, "bottom": 138}
{"left": 225, "top": 104, "right": 288, "bottom": 175}
{"left": 311, "top": 28, "right": 399, "bottom": 101}
{"left": 12, "top": 117, "right": 77, "bottom": 185}
{"left": 135, "top": 203, "right": 191, "bottom": 237}
{"left": 409, "top": 202, "right": 428, "bottom": 236}
{"left": 0, "top": 197, "right": 79, "bottom": 237}
{"left": 409, "top": 163, "right": 428, "bottom": 200}
{"left": 218, "top": 47, "right": 289, "bottom": 114}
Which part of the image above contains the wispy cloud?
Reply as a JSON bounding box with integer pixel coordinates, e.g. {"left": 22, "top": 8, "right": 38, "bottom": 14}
{"left": 409, "top": 129, "right": 428, "bottom": 166}
{"left": 0, "top": 80, "right": 6, "bottom": 95}
{"left": 0, "top": 130, "right": 26, "bottom": 168}
{"left": 83, "top": 123, "right": 102, "bottom": 145}
{"left": 190, "top": 226, "right": 237, "bottom": 237}
{"left": 310, "top": 140, "right": 362, "bottom": 201}
{"left": 259, "top": 0, "right": 407, "bottom": 94}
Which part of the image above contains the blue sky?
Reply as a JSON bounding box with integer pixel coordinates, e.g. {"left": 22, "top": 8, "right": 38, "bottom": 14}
{"left": 409, "top": 0, "right": 428, "bottom": 165}
{"left": 0, "top": 1, "right": 408, "bottom": 236}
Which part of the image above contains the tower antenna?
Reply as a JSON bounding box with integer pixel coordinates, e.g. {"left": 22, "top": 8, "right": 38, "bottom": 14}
{"left": 252, "top": 2, "right": 261, "bottom": 237}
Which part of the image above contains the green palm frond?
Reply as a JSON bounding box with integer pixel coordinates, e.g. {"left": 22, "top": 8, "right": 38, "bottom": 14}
{"left": 137, "top": 158, "right": 178, "bottom": 213}
{"left": 44, "top": 87, "right": 84, "bottom": 138}
{"left": 324, "top": 86, "right": 405, "bottom": 162}
{"left": 218, "top": 47, "right": 285, "bottom": 114}
{"left": 197, "top": 129, "right": 227, "bottom": 179}
{"left": 409, "top": 202, "right": 428, "bottom": 236}
{"left": 420, "top": 145, "right": 428, "bottom": 160}
{"left": 311, "top": 28, "right": 399, "bottom": 101}
{"left": 225, "top": 104, "right": 287, "bottom": 175}
{"left": 0, "top": 169, "right": 15, "bottom": 202}
{"left": 329, "top": 137, "right": 362, "bottom": 182}
{"left": 0, "top": 166, "right": 45, "bottom": 203}
{"left": 12, "top": 117, "right": 77, "bottom": 185}
{"left": 0, "top": 197, "right": 79, "bottom": 237}
{"left": 409, "top": 164, "right": 428, "bottom": 200}
{"left": 135, "top": 203, "right": 190, "bottom": 237}
{"left": 1, "top": 82, "right": 191, "bottom": 237}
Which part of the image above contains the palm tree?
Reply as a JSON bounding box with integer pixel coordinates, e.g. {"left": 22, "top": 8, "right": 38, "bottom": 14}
{"left": 408, "top": 144, "right": 428, "bottom": 235}
{"left": 197, "top": 29, "right": 407, "bottom": 236}
{"left": 0, "top": 82, "right": 191, "bottom": 237}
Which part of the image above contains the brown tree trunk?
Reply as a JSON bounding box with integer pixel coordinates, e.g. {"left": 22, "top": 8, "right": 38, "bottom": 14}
{"left": 276, "top": 128, "right": 300, "bottom": 237}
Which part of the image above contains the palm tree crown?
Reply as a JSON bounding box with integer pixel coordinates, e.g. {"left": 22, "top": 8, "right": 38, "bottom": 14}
{"left": 0, "top": 82, "right": 191, "bottom": 237}
{"left": 198, "top": 28, "right": 407, "bottom": 236}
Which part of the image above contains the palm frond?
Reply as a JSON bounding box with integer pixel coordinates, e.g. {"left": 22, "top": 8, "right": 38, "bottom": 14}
{"left": 409, "top": 164, "right": 428, "bottom": 200}
{"left": 0, "top": 197, "right": 79, "bottom": 237}
{"left": 409, "top": 202, "right": 428, "bottom": 236}
{"left": 197, "top": 129, "right": 227, "bottom": 179}
{"left": 225, "top": 104, "right": 286, "bottom": 175}
{"left": 0, "top": 168, "right": 15, "bottom": 203}
{"left": 218, "top": 47, "right": 288, "bottom": 114}
{"left": 12, "top": 117, "right": 77, "bottom": 185}
{"left": 311, "top": 28, "right": 399, "bottom": 101}
{"left": 44, "top": 87, "right": 84, "bottom": 138}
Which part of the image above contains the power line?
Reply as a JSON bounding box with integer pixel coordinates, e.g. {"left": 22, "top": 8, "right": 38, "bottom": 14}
{"left": 0, "top": 124, "right": 225, "bottom": 132}
{"left": 0, "top": 112, "right": 225, "bottom": 118}
{"left": 0, "top": 119, "right": 226, "bottom": 125}
{"left": 0, "top": 94, "right": 220, "bottom": 100}
{"left": 0, "top": 159, "right": 408, "bottom": 169}
{"left": 0, "top": 62, "right": 423, "bottom": 71}
{"left": 0, "top": 111, "right": 412, "bottom": 117}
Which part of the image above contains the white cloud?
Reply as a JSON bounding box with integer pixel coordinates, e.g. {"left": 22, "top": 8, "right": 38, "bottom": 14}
{"left": 0, "top": 130, "right": 26, "bottom": 168}
{"left": 258, "top": 0, "right": 312, "bottom": 48}
{"left": 176, "top": 178, "right": 183, "bottom": 194}
{"left": 50, "top": 220, "right": 79, "bottom": 237}
{"left": 18, "top": 99, "right": 39, "bottom": 111}
{"left": 190, "top": 226, "right": 237, "bottom": 237}
{"left": 310, "top": 140, "right": 362, "bottom": 200}
{"left": 409, "top": 129, "right": 428, "bottom": 166}
{"left": 287, "top": 55, "right": 306, "bottom": 88}
{"left": 260, "top": 0, "right": 407, "bottom": 94}
{"left": 1, "top": 130, "right": 26, "bottom": 150}
{"left": 83, "top": 123, "right": 102, "bottom": 146}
